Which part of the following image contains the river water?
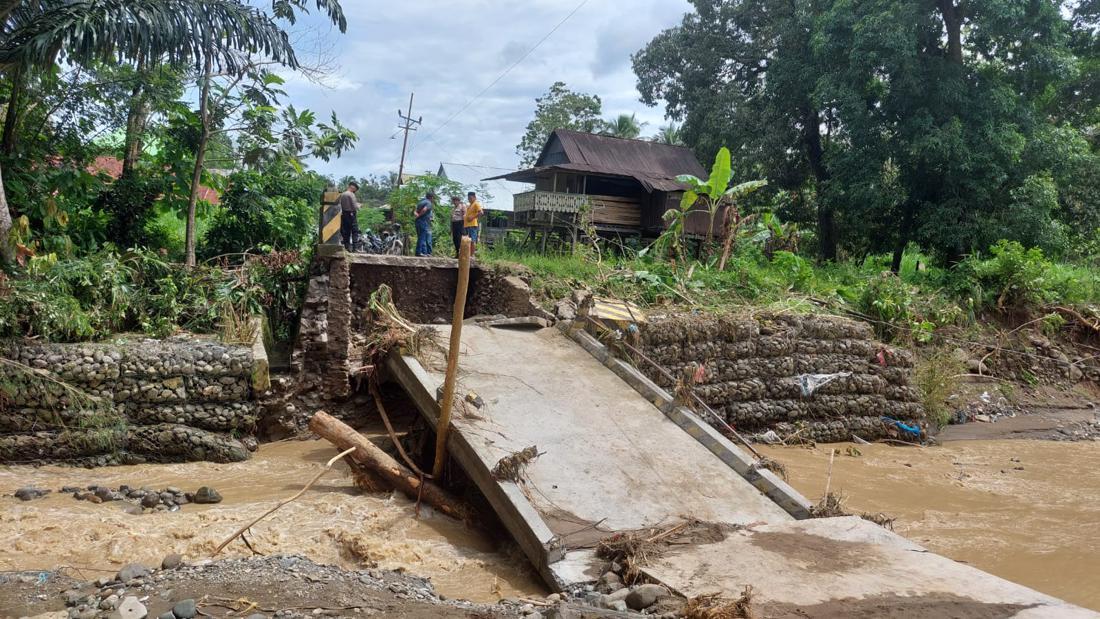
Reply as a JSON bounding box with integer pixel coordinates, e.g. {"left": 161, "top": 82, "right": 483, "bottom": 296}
{"left": 5, "top": 437, "right": 1098, "bottom": 609}
{"left": 758, "top": 440, "right": 1100, "bottom": 611}
{"left": 0, "top": 439, "right": 545, "bottom": 603}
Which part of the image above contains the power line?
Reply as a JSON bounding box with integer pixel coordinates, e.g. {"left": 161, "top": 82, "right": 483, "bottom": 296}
{"left": 420, "top": 0, "right": 590, "bottom": 144}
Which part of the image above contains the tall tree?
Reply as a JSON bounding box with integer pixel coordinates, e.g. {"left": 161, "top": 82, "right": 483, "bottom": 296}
{"left": 600, "top": 112, "right": 646, "bottom": 139}
{"left": 516, "top": 82, "right": 602, "bottom": 166}
{"left": 634, "top": 0, "right": 840, "bottom": 260}
{"left": 0, "top": 0, "right": 301, "bottom": 264}
{"left": 815, "top": 0, "right": 1074, "bottom": 267}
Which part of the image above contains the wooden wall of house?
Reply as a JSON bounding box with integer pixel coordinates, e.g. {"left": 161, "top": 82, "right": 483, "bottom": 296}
{"left": 642, "top": 191, "right": 676, "bottom": 234}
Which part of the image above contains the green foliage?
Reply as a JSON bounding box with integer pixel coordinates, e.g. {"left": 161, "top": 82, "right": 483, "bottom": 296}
{"left": 516, "top": 82, "right": 602, "bottom": 166}
{"left": 951, "top": 240, "right": 1100, "bottom": 313}
{"left": 94, "top": 175, "right": 165, "bottom": 249}
{"left": 0, "top": 247, "right": 308, "bottom": 343}
{"left": 201, "top": 170, "right": 321, "bottom": 258}
{"left": 635, "top": 0, "right": 1098, "bottom": 264}
{"left": 386, "top": 174, "right": 490, "bottom": 253}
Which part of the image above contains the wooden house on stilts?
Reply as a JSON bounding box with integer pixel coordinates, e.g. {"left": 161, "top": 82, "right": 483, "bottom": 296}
{"left": 484, "top": 129, "right": 708, "bottom": 250}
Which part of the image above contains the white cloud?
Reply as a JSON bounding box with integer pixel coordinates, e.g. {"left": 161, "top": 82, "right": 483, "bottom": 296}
{"left": 280, "top": 0, "right": 691, "bottom": 207}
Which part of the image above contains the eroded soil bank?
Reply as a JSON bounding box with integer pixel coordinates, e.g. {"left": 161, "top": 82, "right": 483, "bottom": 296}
{"left": 758, "top": 439, "right": 1100, "bottom": 611}
{"left": 0, "top": 439, "right": 545, "bottom": 604}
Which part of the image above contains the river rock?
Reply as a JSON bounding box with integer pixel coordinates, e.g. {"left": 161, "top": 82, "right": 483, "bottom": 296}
{"left": 598, "top": 571, "right": 623, "bottom": 592}
{"left": 14, "top": 486, "right": 49, "bottom": 500}
{"left": 116, "top": 563, "right": 150, "bottom": 583}
{"left": 192, "top": 486, "right": 222, "bottom": 504}
{"left": 161, "top": 553, "right": 183, "bottom": 570}
{"left": 141, "top": 494, "right": 160, "bottom": 509}
{"left": 100, "top": 594, "right": 120, "bottom": 610}
{"left": 114, "top": 596, "right": 147, "bottom": 619}
{"left": 172, "top": 599, "right": 197, "bottom": 619}
{"left": 157, "top": 613, "right": 175, "bottom": 619}
{"left": 625, "top": 584, "right": 669, "bottom": 610}
{"left": 63, "top": 589, "right": 85, "bottom": 605}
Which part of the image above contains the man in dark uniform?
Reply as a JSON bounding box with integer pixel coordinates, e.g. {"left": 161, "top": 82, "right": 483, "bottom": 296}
{"left": 338, "top": 181, "right": 361, "bottom": 251}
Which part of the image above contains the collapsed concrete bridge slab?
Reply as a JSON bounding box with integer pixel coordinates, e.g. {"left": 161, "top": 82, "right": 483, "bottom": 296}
{"left": 299, "top": 249, "right": 1097, "bottom": 615}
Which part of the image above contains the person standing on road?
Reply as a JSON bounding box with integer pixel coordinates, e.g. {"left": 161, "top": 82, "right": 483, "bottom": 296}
{"left": 338, "top": 181, "right": 361, "bottom": 251}
{"left": 449, "top": 195, "right": 467, "bottom": 257}
{"left": 463, "top": 191, "right": 483, "bottom": 257}
{"left": 414, "top": 190, "right": 437, "bottom": 256}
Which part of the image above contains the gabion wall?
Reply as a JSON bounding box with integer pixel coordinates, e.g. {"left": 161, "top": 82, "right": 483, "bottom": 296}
{"left": 0, "top": 338, "right": 256, "bottom": 464}
{"left": 638, "top": 313, "right": 925, "bottom": 442}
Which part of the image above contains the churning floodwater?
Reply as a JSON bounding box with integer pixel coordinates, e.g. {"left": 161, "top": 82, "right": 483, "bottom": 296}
{"left": 0, "top": 439, "right": 545, "bottom": 603}
{"left": 758, "top": 440, "right": 1100, "bottom": 611}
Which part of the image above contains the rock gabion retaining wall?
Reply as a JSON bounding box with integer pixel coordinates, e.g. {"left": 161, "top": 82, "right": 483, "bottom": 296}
{"left": 637, "top": 313, "right": 925, "bottom": 442}
{"left": 0, "top": 338, "right": 257, "bottom": 464}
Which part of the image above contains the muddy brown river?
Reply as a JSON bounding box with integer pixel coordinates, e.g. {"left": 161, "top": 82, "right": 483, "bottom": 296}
{"left": 759, "top": 439, "right": 1100, "bottom": 611}
{"left": 0, "top": 439, "right": 545, "bottom": 603}
{"left": 4, "top": 437, "right": 1099, "bottom": 610}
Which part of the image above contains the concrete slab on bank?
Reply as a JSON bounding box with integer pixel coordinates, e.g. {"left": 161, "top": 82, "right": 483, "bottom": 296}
{"left": 643, "top": 516, "right": 1099, "bottom": 618}
{"left": 385, "top": 324, "right": 793, "bottom": 588}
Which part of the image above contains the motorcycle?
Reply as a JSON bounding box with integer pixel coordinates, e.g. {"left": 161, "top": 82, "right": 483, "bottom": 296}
{"left": 352, "top": 223, "right": 403, "bottom": 255}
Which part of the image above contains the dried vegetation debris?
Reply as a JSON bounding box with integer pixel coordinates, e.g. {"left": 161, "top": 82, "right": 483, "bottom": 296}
{"left": 491, "top": 445, "right": 540, "bottom": 482}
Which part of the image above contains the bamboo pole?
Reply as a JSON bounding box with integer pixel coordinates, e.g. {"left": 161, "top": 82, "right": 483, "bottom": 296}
{"left": 433, "top": 236, "right": 472, "bottom": 478}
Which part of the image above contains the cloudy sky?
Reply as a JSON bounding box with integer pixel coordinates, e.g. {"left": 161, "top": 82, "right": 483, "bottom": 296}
{"left": 282, "top": 0, "right": 691, "bottom": 205}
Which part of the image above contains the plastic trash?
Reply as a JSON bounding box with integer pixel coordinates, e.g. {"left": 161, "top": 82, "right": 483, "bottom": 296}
{"left": 797, "top": 372, "right": 852, "bottom": 397}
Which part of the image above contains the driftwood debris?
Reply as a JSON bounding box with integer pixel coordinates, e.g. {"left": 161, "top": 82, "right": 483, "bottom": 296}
{"left": 309, "top": 410, "right": 470, "bottom": 521}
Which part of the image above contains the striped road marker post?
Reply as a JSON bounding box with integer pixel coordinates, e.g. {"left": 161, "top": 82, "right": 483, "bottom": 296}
{"left": 319, "top": 191, "right": 342, "bottom": 245}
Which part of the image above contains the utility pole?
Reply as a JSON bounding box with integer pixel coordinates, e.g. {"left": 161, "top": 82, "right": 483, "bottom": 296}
{"left": 396, "top": 93, "right": 421, "bottom": 188}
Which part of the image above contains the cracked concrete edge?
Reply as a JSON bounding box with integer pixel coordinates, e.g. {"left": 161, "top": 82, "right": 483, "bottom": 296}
{"left": 382, "top": 350, "right": 569, "bottom": 590}
{"left": 560, "top": 321, "right": 813, "bottom": 520}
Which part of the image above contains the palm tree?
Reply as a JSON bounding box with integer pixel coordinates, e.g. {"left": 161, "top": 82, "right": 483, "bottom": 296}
{"left": 653, "top": 122, "right": 684, "bottom": 146}
{"left": 0, "top": 0, "right": 341, "bottom": 263}
{"left": 600, "top": 113, "right": 646, "bottom": 139}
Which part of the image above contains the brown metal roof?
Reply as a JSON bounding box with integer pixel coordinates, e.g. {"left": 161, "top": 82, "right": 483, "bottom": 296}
{"left": 486, "top": 129, "right": 705, "bottom": 192}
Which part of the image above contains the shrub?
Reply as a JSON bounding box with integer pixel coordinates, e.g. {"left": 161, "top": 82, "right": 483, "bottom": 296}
{"left": 914, "top": 350, "right": 963, "bottom": 428}
{"left": 201, "top": 171, "right": 320, "bottom": 259}
{"left": 955, "top": 241, "right": 1058, "bottom": 312}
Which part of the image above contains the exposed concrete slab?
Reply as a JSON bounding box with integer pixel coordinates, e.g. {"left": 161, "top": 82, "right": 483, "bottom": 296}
{"left": 643, "top": 516, "right": 1098, "bottom": 618}
{"left": 563, "top": 323, "right": 814, "bottom": 519}
{"left": 388, "top": 324, "right": 792, "bottom": 588}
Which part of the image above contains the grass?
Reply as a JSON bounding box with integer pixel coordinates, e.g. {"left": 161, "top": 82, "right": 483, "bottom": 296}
{"left": 482, "top": 238, "right": 1100, "bottom": 349}
{"left": 913, "top": 349, "right": 965, "bottom": 427}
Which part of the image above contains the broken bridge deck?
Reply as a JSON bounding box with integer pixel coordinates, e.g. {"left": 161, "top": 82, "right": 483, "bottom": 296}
{"left": 385, "top": 323, "right": 1099, "bottom": 617}
{"left": 385, "top": 323, "right": 792, "bottom": 587}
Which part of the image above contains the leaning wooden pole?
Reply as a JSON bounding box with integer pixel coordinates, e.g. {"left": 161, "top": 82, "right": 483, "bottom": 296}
{"left": 433, "top": 236, "right": 472, "bottom": 478}
{"left": 309, "top": 411, "right": 469, "bottom": 521}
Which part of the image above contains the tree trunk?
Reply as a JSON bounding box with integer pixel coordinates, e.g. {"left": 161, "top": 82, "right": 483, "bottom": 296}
{"left": 890, "top": 201, "right": 916, "bottom": 273}
{"left": 184, "top": 54, "right": 213, "bottom": 268}
{"left": 937, "top": 0, "right": 965, "bottom": 64}
{"left": 2, "top": 66, "right": 26, "bottom": 156}
{"left": 0, "top": 162, "right": 13, "bottom": 264}
{"left": 802, "top": 107, "right": 836, "bottom": 261}
{"left": 308, "top": 411, "right": 471, "bottom": 522}
{"left": 121, "top": 55, "right": 149, "bottom": 179}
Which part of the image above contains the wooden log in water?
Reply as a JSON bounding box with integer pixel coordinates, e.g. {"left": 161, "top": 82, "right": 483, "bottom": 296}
{"left": 308, "top": 410, "right": 470, "bottom": 521}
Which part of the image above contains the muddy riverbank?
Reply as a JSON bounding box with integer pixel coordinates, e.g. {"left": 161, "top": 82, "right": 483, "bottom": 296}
{"left": 758, "top": 439, "right": 1100, "bottom": 611}
{"left": 0, "top": 439, "right": 545, "bottom": 604}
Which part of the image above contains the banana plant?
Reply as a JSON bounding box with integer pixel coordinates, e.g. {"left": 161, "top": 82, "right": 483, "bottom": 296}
{"left": 670, "top": 147, "right": 767, "bottom": 268}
